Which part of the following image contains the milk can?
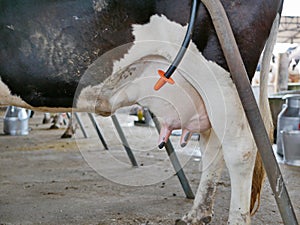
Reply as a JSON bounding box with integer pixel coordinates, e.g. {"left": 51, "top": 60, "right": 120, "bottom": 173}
{"left": 3, "top": 106, "right": 30, "bottom": 136}
{"left": 276, "top": 94, "right": 300, "bottom": 156}
{"left": 281, "top": 130, "right": 300, "bottom": 166}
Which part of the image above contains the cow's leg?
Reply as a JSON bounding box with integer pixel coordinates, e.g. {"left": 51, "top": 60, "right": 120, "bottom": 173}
{"left": 61, "top": 117, "right": 77, "bottom": 138}
{"left": 42, "top": 113, "right": 51, "bottom": 124}
{"left": 178, "top": 129, "right": 224, "bottom": 225}
{"left": 222, "top": 123, "right": 256, "bottom": 225}
{"left": 50, "top": 113, "right": 64, "bottom": 129}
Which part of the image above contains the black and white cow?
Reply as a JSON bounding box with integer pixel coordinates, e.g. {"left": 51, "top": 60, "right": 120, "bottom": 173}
{"left": 288, "top": 46, "right": 300, "bottom": 82}
{"left": 0, "top": 1, "right": 283, "bottom": 224}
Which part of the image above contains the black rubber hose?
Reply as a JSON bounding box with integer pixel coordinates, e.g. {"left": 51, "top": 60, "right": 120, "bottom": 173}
{"left": 164, "top": 0, "right": 199, "bottom": 79}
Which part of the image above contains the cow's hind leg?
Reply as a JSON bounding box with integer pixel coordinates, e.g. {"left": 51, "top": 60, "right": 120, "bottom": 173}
{"left": 177, "top": 129, "right": 224, "bottom": 225}
{"left": 222, "top": 122, "right": 257, "bottom": 225}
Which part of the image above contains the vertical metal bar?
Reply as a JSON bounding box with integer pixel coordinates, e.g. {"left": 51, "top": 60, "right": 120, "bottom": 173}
{"left": 275, "top": 53, "right": 289, "bottom": 93}
{"left": 111, "top": 114, "right": 139, "bottom": 167}
{"left": 74, "top": 113, "right": 89, "bottom": 138}
{"left": 88, "top": 113, "right": 109, "bottom": 150}
{"left": 143, "top": 107, "right": 155, "bottom": 127}
{"left": 200, "top": 1, "right": 298, "bottom": 224}
{"left": 152, "top": 115, "right": 195, "bottom": 199}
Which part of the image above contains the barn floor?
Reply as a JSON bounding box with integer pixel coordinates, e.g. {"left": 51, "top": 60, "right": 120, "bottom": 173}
{"left": 0, "top": 109, "right": 299, "bottom": 225}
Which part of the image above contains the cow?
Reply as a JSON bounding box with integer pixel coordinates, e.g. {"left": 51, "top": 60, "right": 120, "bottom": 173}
{"left": 288, "top": 47, "right": 300, "bottom": 82}
{"left": 0, "top": 0, "right": 283, "bottom": 224}
{"left": 251, "top": 55, "right": 277, "bottom": 86}
{"left": 42, "top": 112, "right": 77, "bottom": 138}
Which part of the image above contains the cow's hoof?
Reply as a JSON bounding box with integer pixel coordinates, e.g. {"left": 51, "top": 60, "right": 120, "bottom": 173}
{"left": 175, "top": 219, "right": 187, "bottom": 225}
{"left": 50, "top": 124, "right": 60, "bottom": 129}
{"left": 43, "top": 118, "right": 51, "bottom": 124}
{"left": 61, "top": 133, "right": 73, "bottom": 139}
{"left": 200, "top": 216, "right": 212, "bottom": 224}
{"left": 175, "top": 216, "right": 212, "bottom": 225}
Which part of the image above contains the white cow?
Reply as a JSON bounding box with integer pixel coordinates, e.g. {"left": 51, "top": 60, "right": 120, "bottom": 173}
{"left": 76, "top": 15, "right": 278, "bottom": 224}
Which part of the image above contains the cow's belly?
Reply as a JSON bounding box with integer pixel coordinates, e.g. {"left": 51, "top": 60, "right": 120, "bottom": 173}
{"left": 0, "top": 78, "right": 73, "bottom": 112}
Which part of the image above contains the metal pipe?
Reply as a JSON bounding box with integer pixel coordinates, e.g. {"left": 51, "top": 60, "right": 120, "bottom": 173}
{"left": 200, "top": 0, "right": 298, "bottom": 224}
{"left": 111, "top": 114, "right": 139, "bottom": 167}
{"left": 74, "top": 113, "right": 89, "bottom": 138}
{"left": 88, "top": 113, "right": 109, "bottom": 150}
{"left": 152, "top": 115, "right": 195, "bottom": 199}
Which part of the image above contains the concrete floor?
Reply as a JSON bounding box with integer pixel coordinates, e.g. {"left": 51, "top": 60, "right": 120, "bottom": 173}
{"left": 0, "top": 110, "right": 299, "bottom": 225}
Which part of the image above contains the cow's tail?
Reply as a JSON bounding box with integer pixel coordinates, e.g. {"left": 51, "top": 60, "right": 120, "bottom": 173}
{"left": 250, "top": 13, "right": 280, "bottom": 215}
